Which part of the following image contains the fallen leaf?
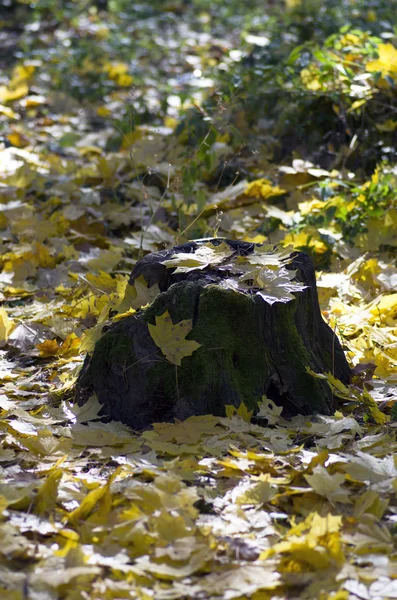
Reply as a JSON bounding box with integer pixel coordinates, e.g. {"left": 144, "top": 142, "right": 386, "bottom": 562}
{"left": 148, "top": 310, "right": 201, "bottom": 366}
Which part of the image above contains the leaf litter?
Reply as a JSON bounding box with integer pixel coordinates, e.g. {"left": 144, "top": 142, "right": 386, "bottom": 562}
{"left": 1, "top": 2, "right": 397, "bottom": 599}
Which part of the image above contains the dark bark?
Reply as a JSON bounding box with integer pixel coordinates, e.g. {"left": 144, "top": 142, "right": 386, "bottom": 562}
{"left": 75, "top": 240, "right": 351, "bottom": 429}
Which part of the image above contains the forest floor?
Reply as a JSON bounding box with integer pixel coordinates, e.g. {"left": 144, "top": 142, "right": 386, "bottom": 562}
{"left": 1, "top": 1, "right": 397, "bottom": 599}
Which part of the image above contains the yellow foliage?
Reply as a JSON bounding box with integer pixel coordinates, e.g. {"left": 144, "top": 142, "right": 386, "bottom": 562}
{"left": 225, "top": 402, "right": 253, "bottom": 422}
{"left": 376, "top": 119, "right": 397, "bottom": 132}
{"left": 0, "top": 308, "right": 14, "bottom": 343}
{"left": 243, "top": 233, "right": 268, "bottom": 244}
{"left": 103, "top": 61, "right": 134, "bottom": 86}
{"left": 35, "top": 468, "right": 63, "bottom": 515}
{"left": 0, "top": 104, "right": 20, "bottom": 119}
{"left": 261, "top": 512, "right": 344, "bottom": 570}
{"left": 164, "top": 116, "right": 178, "bottom": 129}
{"left": 0, "top": 63, "right": 33, "bottom": 103}
{"left": 96, "top": 105, "right": 111, "bottom": 117}
{"left": 285, "top": 0, "right": 302, "bottom": 9}
{"left": 37, "top": 333, "right": 81, "bottom": 358}
{"left": 283, "top": 230, "right": 328, "bottom": 254}
{"left": 367, "top": 43, "right": 397, "bottom": 86}
{"left": 7, "top": 131, "right": 30, "bottom": 148}
{"left": 66, "top": 470, "right": 118, "bottom": 526}
{"left": 118, "top": 275, "right": 160, "bottom": 312}
{"left": 85, "top": 270, "right": 120, "bottom": 294}
{"left": 0, "top": 82, "right": 29, "bottom": 103}
{"left": 13, "top": 64, "right": 36, "bottom": 82}
{"left": 62, "top": 293, "right": 110, "bottom": 320}
{"left": 370, "top": 293, "right": 397, "bottom": 322}
{"left": 245, "top": 178, "right": 286, "bottom": 200}
{"left": 300, "top": 66, "right": 323, "bottom": 91}
{"left": 148, "top": 310, "right": 201, "bottom": 366}
{"left": 298, "top": 198, "right": 327, "bottom": 216}
{"left": 1, "top": 17, "right": 397, "bottom": 600}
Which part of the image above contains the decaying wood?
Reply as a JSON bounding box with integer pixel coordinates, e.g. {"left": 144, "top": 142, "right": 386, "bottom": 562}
{"left": 75, "top": 240, "right": 351, "bottom": 429}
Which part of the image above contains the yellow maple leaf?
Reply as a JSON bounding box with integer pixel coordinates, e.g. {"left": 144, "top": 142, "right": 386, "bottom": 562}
{"left": 35, "top": 468, "right": 63, "bottom": 515}
{"left": 58, "top": 333, "right": 81, "bottom": 357}
{"left": 300, "top": 66, "right": 322, "bottom": 91}
{"left": 305, "top": 465, "right": 350, "bottom": 503}
{"left": 118, "top": 275, "right": 160, "bottom": 312}
{"left": 66, "top": 486, "right": 106, "bottom": 524}
{"left": 13, "top": 64, "right": 35, "bottom": 82}
{"left": 237, "top": 403, "right": 252, "bottom": 422}
{"left": 79, "top": 323, "right": 105, "bottom": 353}
{"left": 367, "top": 43, "right": 397, "bottom": 85}
{"left": 103, "top": 61, "right": 133, "bottom": 86}
{"left": 65, "top": 469, "right": 119, "bottom": 526}
{"left": 7, "top": 131, "right": 30, "bottom": 148}
{"left": 85, "top": 270, "right": 119, "bottom": 294}
{"left": 37, "top": 333, "right": 80, "bottom": 358}
{"left": 36, "top": 339, "right": 59, "bottom": 357}
{"left": 361, "top": 389, "right": 390, "bottom": 425}
{"left": 244, "top": 178, "right": 286, "bottom": 200}
{"left": 162, "top": 241, "right": 234, "bottom": 274}
{"left": 0, "top": 307, "right": 14, "bottom": 343}
{"left": 148, "top": 310, "right": 201, "bottom": 366}
{"left": 225, "top": 402, "right": 253, "bottom": 422}
{"left": 298, "top": 198, "right": 327, "bottom": 216}
{"left": 236, "top": 477, "right": 276, "bottom": 505}
{"left": 0, "top": 82, "right": 29, "bottom": 103}
{"left": 283, "top": 229, "right": 328, "bottom": 254}
{"left": 153, "top": 510, "right": 191, "bottom": 542}
{"left": 261, "top": 512, "right": 344, "bottom": 568}
{"left": 370, "top": 293, "right": 397, "bottom": 322}
{"left": 0, "top": 104, "right": 20, "bottom": 119}
{"left": 31, "top": 242, "right": 56, "bottom": 269}
{"left": 257, "top": 395, "right": 283, "bottom": 424}
{"left": 62, "top": 293, "right": 109, "bottom": 319}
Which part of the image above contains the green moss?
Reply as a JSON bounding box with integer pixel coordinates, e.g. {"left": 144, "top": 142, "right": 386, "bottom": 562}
{"left": 80, "top": 278, "right": 333, "bottom": 424}
{"left": 143, "top": 283, "right": 270, "bottom": 414}
{"left": 142, "top": 281, "right": 330, "bottom": 415}
{"left": 94, "top": 331, "right": 133, "bottom": 364}
{"left": 143, "top": 281, "right": 201, "bottom": 324}
{"left": 272, "top": 301, "right": 330, "bottom": 413}
{"left": 81, "top": 331, "right": 134, "bottom": 388}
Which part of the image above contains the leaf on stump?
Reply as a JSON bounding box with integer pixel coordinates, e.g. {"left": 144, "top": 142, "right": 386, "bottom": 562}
{"left": 161, "top": 241, "right": 234, "bottom": 273}
{"left": 118, "top": 274, "right": 160, "bottom": 312}
{"left": 148, "top": 310, "right": 201, "bottom": 366}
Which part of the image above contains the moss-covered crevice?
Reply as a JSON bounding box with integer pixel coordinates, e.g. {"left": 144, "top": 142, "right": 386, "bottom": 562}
{"left": 269, "top": 299, "right": 332, "bottom": 415}
{"left": 77, "top": 331, "right": 135, "bottom": 389}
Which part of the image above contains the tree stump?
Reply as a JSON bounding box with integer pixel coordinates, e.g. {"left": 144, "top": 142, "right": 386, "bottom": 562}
{"left": 75, "top": 239, "right": 351, "bottom": 429}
